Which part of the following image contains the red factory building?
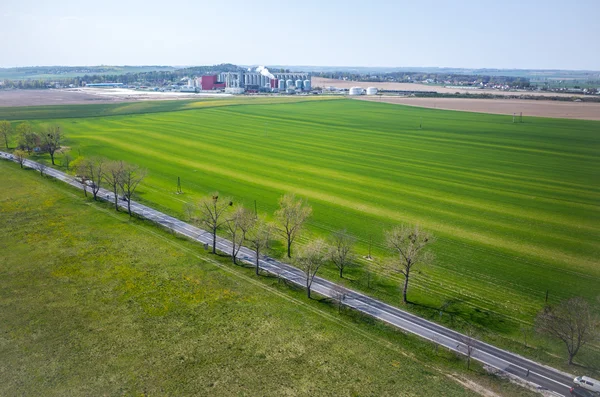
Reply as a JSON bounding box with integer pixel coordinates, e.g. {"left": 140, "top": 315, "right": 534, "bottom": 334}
{"left": 200, "top": 75, "right": 225, "bottom": 90}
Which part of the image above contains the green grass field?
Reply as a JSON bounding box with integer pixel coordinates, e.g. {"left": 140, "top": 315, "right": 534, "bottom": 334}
{"left": 4, "top": 97, "right": 600, "bottom": 371}
{"left": 0, "top": 161, "right": 538, "bottom": 396}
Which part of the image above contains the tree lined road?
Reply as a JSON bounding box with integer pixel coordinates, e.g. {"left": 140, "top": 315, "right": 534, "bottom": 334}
{"left": 1, "top": 151, "right": 575, "bottom": 396}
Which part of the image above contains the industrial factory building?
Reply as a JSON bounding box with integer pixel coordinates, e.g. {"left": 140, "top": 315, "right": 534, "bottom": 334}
{"left": 219, "top": 71, "right": 311, "bottom": 93}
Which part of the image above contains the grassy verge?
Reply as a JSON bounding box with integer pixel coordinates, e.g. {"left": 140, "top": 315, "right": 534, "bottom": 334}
{"left": 0, "top": 160, "right": 538, "bottom": 396}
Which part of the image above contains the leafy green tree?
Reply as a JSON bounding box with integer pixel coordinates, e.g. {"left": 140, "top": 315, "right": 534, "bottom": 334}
{"left": 0, "top": 120, "right": 12, "bottom": 149}
{"left": 16, "top": 122, "right": 37, "bottom": 153}
{"left": 13, "top": 149, "right": 28, "bottom": 168}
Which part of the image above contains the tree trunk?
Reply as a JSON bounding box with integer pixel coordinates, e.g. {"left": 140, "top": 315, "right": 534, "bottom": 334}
{"left": 83, "top": 186, "right": 87, "bottom": 197}
{"left": 287, "top": 238, "right": 292, "bottom": 258}
{"left": 4, "top": 137, "right": 8, "bottom": 149}
{"left": 232, "top": 243, "right": 236, "bottom": 264}
{"left": 339, "top": 267, "right": 343, "bottom": 278}
{"left": 113, "top": 186, "right": 119, "bottom": 211}
{"left": 92, "top": 188, "right": 97, "bottom": 200}
{"left": 568, "top": 353, "right": 574, "bottom": 365}
{"left": 50, "top": 152, "right": 55, "bottom": 165}
{"left": 307, "top": 286, "right": 311, "bottom": 299}
{"left": 402, "top": 272, "right": 410, "bottom": 304}
{"left": 127, "top": 198, "right": 132, "bottom": 217}
{"left": 212, "top": 229, "right": 217, "bottom": 254}
{"left": 255, "top": 248, "right": 260, "bottom": 275}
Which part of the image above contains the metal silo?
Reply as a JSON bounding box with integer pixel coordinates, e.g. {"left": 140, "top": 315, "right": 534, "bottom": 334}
{"left": 278, "top": 79, "right": 285, "bottom": 90}
{"left": 295, "top": 79, "right": 303, "bottom": 90}
{"left": 286, "top": 79, "right": 293, "bottom": 88}
{"left": 303, "top": 79, "right": 311, "bottom": 91}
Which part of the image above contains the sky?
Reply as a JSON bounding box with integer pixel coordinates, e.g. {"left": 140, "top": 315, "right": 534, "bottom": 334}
{"left": 1, "top": 0, "right": 599, "bottom": 70}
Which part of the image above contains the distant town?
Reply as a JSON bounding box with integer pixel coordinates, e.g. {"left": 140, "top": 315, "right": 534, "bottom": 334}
{"left": 0, "top": 64, "right": 599, "bottom": 97}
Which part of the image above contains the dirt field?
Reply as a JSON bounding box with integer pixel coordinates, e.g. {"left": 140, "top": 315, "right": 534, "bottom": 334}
{"left": 312, "top": 77, "right": 584, "bottom": 98}
{"left": 355, "top": 96, "right": 600, "bottom": 120}
{"left": 0, "top": 88, "right": 228, "bottom": 107}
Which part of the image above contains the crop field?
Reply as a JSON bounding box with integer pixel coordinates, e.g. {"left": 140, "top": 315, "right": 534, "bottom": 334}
{"left": 0, "top": 161, "right": 539, "bottom": 396}
{"left": 5, "top": 98, "right": 600, "bottom": 369}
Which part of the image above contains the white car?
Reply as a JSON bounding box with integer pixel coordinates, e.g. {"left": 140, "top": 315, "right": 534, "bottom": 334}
{"left": 574, "top": 376, "right": 600, "bottom": 394}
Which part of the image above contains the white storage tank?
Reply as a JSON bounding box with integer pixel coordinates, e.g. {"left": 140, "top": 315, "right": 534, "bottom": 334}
{"left": 286, "top": 79, "right": 294, "bottom": 89}
{"left": 303, "top": 79, "right": 311, "bottom": 91}
{"left": 278, "top": 79, "right": 285, "bottom": 90}
{"left": 295, "top": 79, "right": 303, "bottom": 90}
{"left": 366, "top": 87, "right": 378, "bottom": 95}
{"left": 348, "top": 87, "right": 364, "bottom": 96}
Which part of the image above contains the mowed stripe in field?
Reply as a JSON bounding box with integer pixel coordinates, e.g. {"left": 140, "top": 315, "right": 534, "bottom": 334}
{"left": 59, "top": 99, "right": 599, "bottom": 325}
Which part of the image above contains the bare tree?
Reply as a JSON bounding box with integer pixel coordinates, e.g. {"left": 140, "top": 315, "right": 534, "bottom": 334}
{"left": 330, "top": 284, "right": 347, "bottom": 313}
{"left": 328, "top": 229, "right": 356, "bottom": 278}
{"left": 535, "top": 297, "right": 599, "bottom": 365}
{"left": 103, "top": 160, "right": 125, "bottom": 211}
{"left": 246, "top": 215, "right": 272, "bottom": 275}
{"left": 294, "top": 239, "right": 328, "bottom": 299}
{"left": 183, "top": 202, "right": 198, "bottom": 223}
{"left": 225, "top": 206, "right": 254, "bottom": 264}
{"left": 460, "top": 325, "right": 477, "bottom": 370}
{"left": 78, "top": 157, "right": 105, "bottom": 201}
{"left": 62, "top": 153, "right": 72, "bottom": 170}
{"left": 198, "top": 193, "right": 233, "bottom": 254}
{"left": 34, "top": 161, "right": 48, "bottom": 176}
{"left": 118, "top": 162, "right": 147, "bottom": 216}
{"left": 0, "top": 120, "right": 12, "bottom": 149}
{"left": 40, "top": 124, "right": 63, "bottom": 165}
{"left": 275, "top": 193, "right": 312, "bottom": 258}
{"left": 13, "top": 149, "right": 28, "bottom": 169}
{"left": 385, "top": 224, "right": 434, "bottom": 304}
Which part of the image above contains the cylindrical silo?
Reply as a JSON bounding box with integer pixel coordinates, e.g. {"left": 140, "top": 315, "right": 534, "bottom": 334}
{"left": 366, "top": 87, "right": 378, "bottom": 95}
{"left": 295, "top": 79, "right": 303, "bottom": 90}
{"left": 303, "top": 79, "right": 311, "bottom": 91}
{"left": 286, "top": 79, "right": 293, "bottom": 88}
{"left": 278, "top": 79, "right": 285, "bottom": 90}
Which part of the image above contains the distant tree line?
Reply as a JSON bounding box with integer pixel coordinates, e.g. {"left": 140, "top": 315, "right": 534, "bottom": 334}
{"left": 317, "top": 71, "right": 532, "bottom": 88}
{"left": 0, "top": 64, "right": 242, "bottom": 89}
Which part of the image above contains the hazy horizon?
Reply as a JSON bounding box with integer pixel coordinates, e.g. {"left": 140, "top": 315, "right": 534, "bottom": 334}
{"left": 2, "top": 0, "right": 599, "bottom": 70}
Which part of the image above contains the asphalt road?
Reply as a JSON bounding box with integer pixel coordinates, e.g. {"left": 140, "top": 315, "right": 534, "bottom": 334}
{"left": 1, "top": 151, "right": 576, "bottom": 396}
